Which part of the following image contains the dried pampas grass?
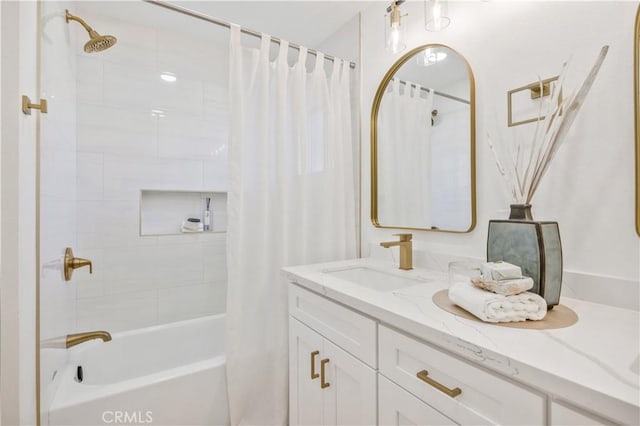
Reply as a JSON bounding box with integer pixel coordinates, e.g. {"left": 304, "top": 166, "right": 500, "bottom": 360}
{"left": 488, "top": 46, "right": 609, "bottom": 205}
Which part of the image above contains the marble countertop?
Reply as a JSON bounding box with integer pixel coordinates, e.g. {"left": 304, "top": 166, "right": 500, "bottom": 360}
{"left": 283, "top": 258, "right": 640, "bottom": 424}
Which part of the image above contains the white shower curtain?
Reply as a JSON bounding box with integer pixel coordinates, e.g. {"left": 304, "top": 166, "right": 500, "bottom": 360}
{"left": 225, "top": 25, "right": 356, "bottom": 425}
{"left": 378, "top": 79, "right": 434, "bottom": 227}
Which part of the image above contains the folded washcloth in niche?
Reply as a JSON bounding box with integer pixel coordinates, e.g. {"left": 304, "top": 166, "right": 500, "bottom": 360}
{"left": 182, "top": 221, "right": 203, "bottom": 232}
{"left": 448, "top": 282, "right": 547, "bottom": 323}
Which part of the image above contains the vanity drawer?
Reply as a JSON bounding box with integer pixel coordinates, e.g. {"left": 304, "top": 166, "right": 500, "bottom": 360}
{"left": 288, "top": 284, "right": 377, "bottom": 367}
{"left": 379, "top": 374, "right": 457, "bottom": 426}
{"left": 379, "top": 325, "right": 545, "bottom": 425}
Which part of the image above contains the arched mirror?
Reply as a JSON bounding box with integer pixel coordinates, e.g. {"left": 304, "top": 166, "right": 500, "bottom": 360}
{"left": 635, "top": 5, "right": 640, "bottom": 236}
{"left": 371, "top": 44, "right": 476, "bottom": 232}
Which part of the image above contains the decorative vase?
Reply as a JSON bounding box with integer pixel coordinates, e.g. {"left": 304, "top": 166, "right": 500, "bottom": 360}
{"left": 487, "top": 204, "right": 563, "bottom": 309}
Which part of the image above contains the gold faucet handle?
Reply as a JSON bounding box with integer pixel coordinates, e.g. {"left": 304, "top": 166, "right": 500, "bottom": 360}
{"left": 393, "top": 233, "right": 412, "bottom": 242}
{"left": 64, "top": 247, "right": 93, "bottom": 281}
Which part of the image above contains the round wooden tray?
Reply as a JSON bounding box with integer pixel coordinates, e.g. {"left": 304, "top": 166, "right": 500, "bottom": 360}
{"left": 432, "top": 289, "right": 578, "bottom": 330}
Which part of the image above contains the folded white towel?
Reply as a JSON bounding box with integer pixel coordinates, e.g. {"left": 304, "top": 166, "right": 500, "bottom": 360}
{"left": 449, "top": 282, "right": 547, "bottom": 323}
{"left": 471, "top": 276, "right": 534, "bottom": 296}
{"left": 481, "top": 261, "right": 522, "bottom": 281}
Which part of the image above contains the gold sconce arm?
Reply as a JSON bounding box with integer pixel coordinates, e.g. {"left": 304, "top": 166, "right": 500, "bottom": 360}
{"left": 64, "top": 247, "right": 93, "bottom": 281}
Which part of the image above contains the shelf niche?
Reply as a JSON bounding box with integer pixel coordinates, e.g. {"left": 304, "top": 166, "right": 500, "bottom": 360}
{"left": 140, "top": 189, "right": 227, "bottom": 236}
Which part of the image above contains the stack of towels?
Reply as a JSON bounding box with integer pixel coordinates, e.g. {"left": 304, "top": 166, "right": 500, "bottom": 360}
{"left": 448, "top": 261, "right": 547, "bottom": 323}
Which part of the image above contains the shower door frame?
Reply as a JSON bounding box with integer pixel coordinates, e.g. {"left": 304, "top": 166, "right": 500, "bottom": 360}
{"left": 0, "top": 1, "right": 40, "bottom": 425}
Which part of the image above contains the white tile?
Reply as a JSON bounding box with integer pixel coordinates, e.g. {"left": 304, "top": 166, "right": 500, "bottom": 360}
{"left": 101, "top": 245, "right": 159, "bottom": 285}
{"left": 76, "top": 291, "right": 158, "bottom": 333}
{"left": 152, "top": 78, "right": 204, "bottom": 113}
{"left": 77, "top": 153, "right": 103, "bottom": 200}
{"left": 203, "top": 246, "right": 227, "bottom": 284}
{"left": 102, "top": 157, "right": 160, "bottom": 200}
{"left": 203, "top": 159, "right": 228, "bottom": 190}
{"left": 153, "top": 243, "right": 204, "bottom": 286}
{"left": 40, "top": 150, "right": 76, "bottom": 200}
{"left": 77, "top": 123, "right": 158, "bottom": 156}
{"left": 76, "top": 54, "right": 103, "bottom": 104}
{"left": 157, "top": 282, "right": 224, "bottom": 324}
{"left": 103, "top": 61, "right": 156, "bottom": 109}
{"left": 158, "top": 159, "right": 203, "bottom": 190}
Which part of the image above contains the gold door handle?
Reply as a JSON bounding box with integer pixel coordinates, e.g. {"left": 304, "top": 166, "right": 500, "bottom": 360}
{"left": 416, "top": 370, "right": 462, "bottom": 398}
{"left": 310, "top": 350, "right": 320, "bottom": 379}
{"left": 64, "top": 247, "right": 93, "bottom": 281}
{"left": 320, "top": 358, "right": 330, "bottom": 389}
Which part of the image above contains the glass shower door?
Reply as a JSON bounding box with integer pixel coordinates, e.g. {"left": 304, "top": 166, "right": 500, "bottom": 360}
{"left": 38, "top": 0, "right": 80, "bottom": 422}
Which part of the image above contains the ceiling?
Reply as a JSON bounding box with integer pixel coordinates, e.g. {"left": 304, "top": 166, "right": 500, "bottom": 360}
{"left": 78, "top": 1, "right": 376, "bottom": 50}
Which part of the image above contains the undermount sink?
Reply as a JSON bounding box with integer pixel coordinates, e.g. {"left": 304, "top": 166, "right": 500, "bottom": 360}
{"left": 323, "top": 266, "right": 429, "bottom": 292}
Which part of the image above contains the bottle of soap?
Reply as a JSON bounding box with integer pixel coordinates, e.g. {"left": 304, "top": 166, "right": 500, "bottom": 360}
{"left": 203, "top": 197, "right": 211, "bottom": 231}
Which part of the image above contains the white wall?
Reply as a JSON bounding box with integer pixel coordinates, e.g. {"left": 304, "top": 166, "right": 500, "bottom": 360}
{"left": 71, "top": 6, "right": 228, "bottom": 332}
{"left": 361, "top": 1, "right": 640, "bottom": 309}
{"left": 0, "top": 1, "right": 38, "bottom": 424}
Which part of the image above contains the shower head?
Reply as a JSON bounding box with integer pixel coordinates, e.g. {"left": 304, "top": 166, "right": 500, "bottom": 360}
{"left": 65, "top": 10, "right": 117, "bottom": 53}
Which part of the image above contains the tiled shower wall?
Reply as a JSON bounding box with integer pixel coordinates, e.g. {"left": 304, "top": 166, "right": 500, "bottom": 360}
{"left": 73, "top": 6, "right": 229, "bottom": 332}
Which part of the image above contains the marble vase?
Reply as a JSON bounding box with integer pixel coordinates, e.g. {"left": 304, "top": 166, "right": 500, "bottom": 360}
{"left": 487, "top": 204, "right": 563, "bottom": 309}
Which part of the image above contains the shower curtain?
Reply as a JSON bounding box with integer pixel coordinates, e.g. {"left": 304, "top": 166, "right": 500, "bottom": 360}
{"left": 378, "top": 79, "right": 434, "bottom": 227}
{"left": 225, "top": 25, "right": 356, "bottom": 425}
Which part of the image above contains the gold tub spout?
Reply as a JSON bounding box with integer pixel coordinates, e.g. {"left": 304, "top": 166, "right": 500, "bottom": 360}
{"left": 66, "top": 331, "right": 112, "bottom": 348}
{"left": 380, "top": 233, "right": 413, "bottom": 270}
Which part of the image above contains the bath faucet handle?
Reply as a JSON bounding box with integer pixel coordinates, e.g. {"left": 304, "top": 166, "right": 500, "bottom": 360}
{"left": 393, "top": 233, "right": 413, "bottom": 242}
{"left": 64, "top": 247, "right": 93, "bottom": 281}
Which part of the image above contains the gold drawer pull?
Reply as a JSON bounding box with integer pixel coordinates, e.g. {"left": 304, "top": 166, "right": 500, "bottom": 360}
{"left": 416, "top": 370, "right": 462, "bottom": 398}
{"left": 310, "top": 351, "right": 320, "bottom": 379}
{"left": 320, "top": 358, "right": 330, "bottom": 389}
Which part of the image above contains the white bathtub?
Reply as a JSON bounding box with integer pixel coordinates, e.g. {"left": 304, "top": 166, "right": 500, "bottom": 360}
{"left": 48, "top": 315, "right": 229, "bottom": 426}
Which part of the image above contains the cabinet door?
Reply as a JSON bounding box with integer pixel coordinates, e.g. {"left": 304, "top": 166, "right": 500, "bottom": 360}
{"left": 379, "top": 375, "right": 457, "bottom": 426}
{"left": 321, "top": 338, "right": 377, "bottom": 426}
{"left": 290, "top": 318, "right": 325, "bottom": 426}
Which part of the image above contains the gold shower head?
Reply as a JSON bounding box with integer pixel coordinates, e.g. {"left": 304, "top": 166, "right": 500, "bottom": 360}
{"left": 65, "top": 10, "right": 117, "bottom": 53}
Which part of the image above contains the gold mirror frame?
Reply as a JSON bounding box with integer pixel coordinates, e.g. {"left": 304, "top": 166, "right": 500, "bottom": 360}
{"left": 370, "top": 44, "right": 476, "bottom": 233}
{"left": 635, "top": 5, "right": 640, "bottom": 236}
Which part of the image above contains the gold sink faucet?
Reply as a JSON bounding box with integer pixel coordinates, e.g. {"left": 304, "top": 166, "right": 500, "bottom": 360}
{"left": 66, "top": 331, "right": 112, "bottom": 348}
{"left": 380, "top": 233, "right": 413, "bottom": 270}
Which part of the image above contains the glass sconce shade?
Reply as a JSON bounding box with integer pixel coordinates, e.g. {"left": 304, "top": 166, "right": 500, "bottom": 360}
{"left": 416, "top": 47, "right": 448, "bottom": 66}
{"left": 385, "top": 2, "right": 407, "bottom": 54}
{"left": 424, "top": 0, "right": 450, "bottom": 32}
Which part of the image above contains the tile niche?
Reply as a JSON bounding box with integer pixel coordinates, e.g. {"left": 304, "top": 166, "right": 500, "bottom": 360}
{"left": 140, "top": 189, "right": 227, "bottom": 236}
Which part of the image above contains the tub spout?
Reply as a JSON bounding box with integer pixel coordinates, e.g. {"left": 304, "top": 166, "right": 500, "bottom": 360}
{"left": 66, "top": 331, "right": 112, "bottom": 348}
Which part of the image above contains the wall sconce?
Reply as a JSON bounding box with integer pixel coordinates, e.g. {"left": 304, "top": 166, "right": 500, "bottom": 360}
{"left": 424, "top": 0, "right": 450, "bottom": 32}
{"left": 385, "top": 0, "right": 407, "bottom": 54}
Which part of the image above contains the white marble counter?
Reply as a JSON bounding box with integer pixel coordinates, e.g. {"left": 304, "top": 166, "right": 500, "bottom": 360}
{"left": 283, "top": 258, "right": 640, "bottom": 425}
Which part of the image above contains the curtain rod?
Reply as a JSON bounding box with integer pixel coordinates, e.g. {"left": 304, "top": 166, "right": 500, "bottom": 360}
{"left": 395, "top": 79, "right": 470, "bottom": 105}
{"left": 143, "top": 0, "right": 357, "bottom": 69}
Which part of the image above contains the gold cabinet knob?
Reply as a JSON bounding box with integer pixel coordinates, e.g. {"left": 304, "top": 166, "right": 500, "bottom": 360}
{"left": 64, "top": 247, "right": 93, "bottom": 281}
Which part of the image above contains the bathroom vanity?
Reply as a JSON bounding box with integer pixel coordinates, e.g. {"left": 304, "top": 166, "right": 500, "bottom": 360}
{"left": 284, "top": 258, "right": 639, "bottom": 425}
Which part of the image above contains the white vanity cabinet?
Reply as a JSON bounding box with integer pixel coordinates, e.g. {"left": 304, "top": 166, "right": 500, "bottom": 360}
{"left": 289, "top": 286, "right": 377, "bottom": 426}
{"left": 287, "top": 277, "right": 632, "bottom": 426}
{"left": 379, "top": 325, "right": 545, "bottom": 425}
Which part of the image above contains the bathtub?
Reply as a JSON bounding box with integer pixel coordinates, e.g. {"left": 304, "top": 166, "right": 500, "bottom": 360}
{"left": 48, "top": 315, "right": 229, "bottom": 426}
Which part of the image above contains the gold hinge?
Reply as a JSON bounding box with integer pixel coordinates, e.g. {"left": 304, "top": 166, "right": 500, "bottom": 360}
{"left": 22, "top": 95, "right": 48, "bottom": 115}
